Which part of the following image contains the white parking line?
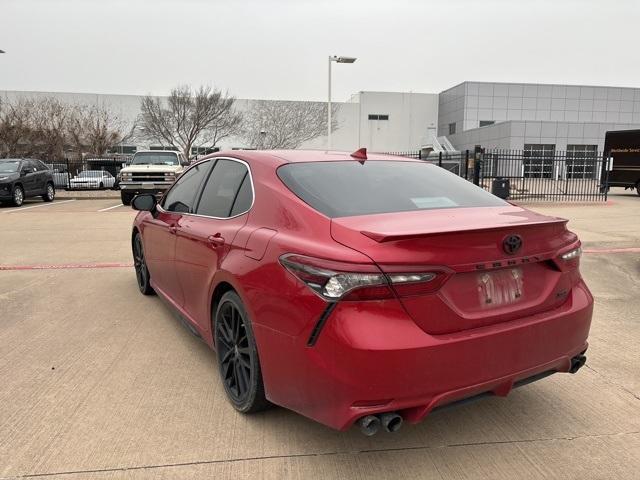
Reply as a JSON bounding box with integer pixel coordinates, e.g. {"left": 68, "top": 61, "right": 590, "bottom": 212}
{"left": 3, "top": 199, "right": 75, "bottom": 214}
{"left": 98, "top": 203, "right": 125, "bottom": 212}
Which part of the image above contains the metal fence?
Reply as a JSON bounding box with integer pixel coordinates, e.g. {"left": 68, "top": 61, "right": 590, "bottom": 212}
{"left": 48, "top": 149, "right": 609, "bottom": 200}
{"left": 46, "top": 155, "right": 133, "bottom": 190}
{"left": 384, "top": 149, "right": 608, "bottom": 202}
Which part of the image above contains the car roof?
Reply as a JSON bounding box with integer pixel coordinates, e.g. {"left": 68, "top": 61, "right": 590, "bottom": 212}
{"left": 204, "top": 149, "right": 420, "bottom": 168}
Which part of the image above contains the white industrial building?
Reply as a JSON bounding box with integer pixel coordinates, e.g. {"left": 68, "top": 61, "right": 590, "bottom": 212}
{"left": 439, "top": 81, "right": 640, "bottom": 155}
{"left": 0, "top": 89, "right": 438, "bottom": 154}
{"left": 2, "top": 81, "right": 640, "bottom": 155}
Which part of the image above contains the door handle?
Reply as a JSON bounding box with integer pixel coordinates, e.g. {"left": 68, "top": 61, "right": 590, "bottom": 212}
{"left": 169, "top": 226, "right": 178, "bottom": 234}
{"left": 207, "top": 234, "right": 225, "bottom": 248}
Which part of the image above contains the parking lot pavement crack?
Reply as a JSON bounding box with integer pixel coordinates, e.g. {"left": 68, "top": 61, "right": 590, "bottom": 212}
{"left": 583, "top": 364, "right": 640, "bottom": 402}
{"left": 2, "top": 430, "right": 639, "bottom": 479}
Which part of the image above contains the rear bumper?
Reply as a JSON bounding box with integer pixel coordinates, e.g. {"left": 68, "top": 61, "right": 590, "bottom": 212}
{"left": 255, "top": 280, "right": 593, "bottom": 431}
{"left": 70, "top": 183, "right": 101, "bottom": 189}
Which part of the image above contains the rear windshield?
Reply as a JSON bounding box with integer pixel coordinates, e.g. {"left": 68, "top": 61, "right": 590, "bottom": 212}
{"left": 132, "top": 152, "right": 179, "bottom": 165}
{"left": 277, "top": 160, "right": 507, "bottom": 218}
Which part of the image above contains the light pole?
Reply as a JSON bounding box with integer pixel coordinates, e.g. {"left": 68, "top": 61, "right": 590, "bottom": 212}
{"left": 328, "top": 55, "right": 356, "bottom": 150}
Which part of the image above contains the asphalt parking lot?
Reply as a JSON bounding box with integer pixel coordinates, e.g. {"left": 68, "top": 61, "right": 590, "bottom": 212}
{"left": 1, "top": 192, "right": 639, "bottom": 479}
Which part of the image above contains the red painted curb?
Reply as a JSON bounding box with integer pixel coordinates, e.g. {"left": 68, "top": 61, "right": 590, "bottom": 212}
{"left": 583, "top": 247, "right": 640, "bottom": 254}
{"left": 0, "top": 262, "right": 134, "bottom": 271}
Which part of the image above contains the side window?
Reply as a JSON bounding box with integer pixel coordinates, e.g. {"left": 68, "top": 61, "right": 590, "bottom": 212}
{"left": 230, "top": 175, "right": 253, "bottom": 216}
{"left": 162, "top": 161, "right": 211, "bottom": 213}
{"left": 34, "top": 160, "right": 49, "bottom": 171}
{"left": 196, "top": 159, "right": 250, "bottom": 218}
{"left": 24, "top": 160, "right": 37, "bottom": 172}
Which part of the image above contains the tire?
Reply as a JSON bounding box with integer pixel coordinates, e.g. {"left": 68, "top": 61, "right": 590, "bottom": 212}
{"left": 132, "top": 233, "right": 155, "bottom": 295}
{"left": 121, "top": 191, "right": 133, "bottom": 206}
{"left": 99, "top": 182, "right": 104, "bottom": 189}
{"left": 11, "top": 185, "right": 24, "bottom": 207}
{"left": 214, "top": 291, "right": 270, "bottom": 413}
{"left": 636, "top": 181, "right": 640, "bottom": 197}
{"left": 42, "top": 182, "right": 55, "bottom": 202}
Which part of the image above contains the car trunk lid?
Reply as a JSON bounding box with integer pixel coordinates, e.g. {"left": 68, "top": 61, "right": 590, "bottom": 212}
{"left": 331, "top": 206, "right": 578, "bottom": 334}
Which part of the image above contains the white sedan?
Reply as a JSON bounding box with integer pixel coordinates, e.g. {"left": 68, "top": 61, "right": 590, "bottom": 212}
{"left": 69, "top": 170, "right": 116, "bottom": 190}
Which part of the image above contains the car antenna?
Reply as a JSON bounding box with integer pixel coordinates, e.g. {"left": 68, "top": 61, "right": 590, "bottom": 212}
{"left": 350, "top": 148, "right": 367, "bottom": 164}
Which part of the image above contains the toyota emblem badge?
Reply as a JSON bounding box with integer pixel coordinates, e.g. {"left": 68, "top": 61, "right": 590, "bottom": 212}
{"left": 503, "top": 235, "right": 523, "bottom": 255}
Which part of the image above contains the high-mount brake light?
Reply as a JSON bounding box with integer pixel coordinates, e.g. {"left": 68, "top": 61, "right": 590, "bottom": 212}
{"left": 279, "top": 254, "right": 445, "bottom": 301}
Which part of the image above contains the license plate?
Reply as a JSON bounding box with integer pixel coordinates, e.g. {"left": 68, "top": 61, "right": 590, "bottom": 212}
{"left": 478, "top": 268, "right": 523, "bottom": 306}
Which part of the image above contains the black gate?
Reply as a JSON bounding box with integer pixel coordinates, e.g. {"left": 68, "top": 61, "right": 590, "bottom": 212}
{"left": 384, "top": 149, "right": 608, "bottom": 202}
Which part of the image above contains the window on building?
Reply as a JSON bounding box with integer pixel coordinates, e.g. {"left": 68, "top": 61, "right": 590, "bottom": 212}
{"left": 479, "top": 120, "right": 495, "bottom": 127}
{"left": 448, "top": 122, "right": 456, "bottom": 135}
{"left": 523, "top": 144, "right": 556, "bottom": 178}
{"left": 108, "top": 145, "right": 137, "bottom": 155}
{"left": 191, "top": 146, "right": 219, "bottom": 155}
{"left": 566, "top": 144, "right": 598, "bottom": 179}
{"left": 150, "top": 145, "right": 179, "bottom": 151}
{"left": 368, "top": 114, "right": 389, "bottom": 120}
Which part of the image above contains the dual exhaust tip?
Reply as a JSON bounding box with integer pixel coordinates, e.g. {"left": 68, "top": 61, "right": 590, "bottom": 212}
{"left": 569, "top": 353, "right": 587, "bottom": 374}
{"left": 357, "top": 412, "right": 403, "bottom": 436}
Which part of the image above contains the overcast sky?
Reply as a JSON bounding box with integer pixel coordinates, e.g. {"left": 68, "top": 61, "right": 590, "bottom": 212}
{"left": 2, "top": 0, "right": 639, "bottom": 101}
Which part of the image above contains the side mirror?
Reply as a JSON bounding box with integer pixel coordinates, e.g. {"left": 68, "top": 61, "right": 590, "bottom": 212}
{"left": 131, "top": 193, "right": 157, "bottom": 212}
{"left": 20, "top": 169, "right": 29, "bottom": 176}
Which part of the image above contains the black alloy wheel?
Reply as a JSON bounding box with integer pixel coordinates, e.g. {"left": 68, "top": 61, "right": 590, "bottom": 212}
{"left": 214, "top": 291, "right": 269, "bottom": 413}
{"left": 133, "top": 233, "right": 154, "bottom": 295}
{"left": 12, "top": 185, "right": 24, "bottom": 207}
{"left": 43, "top": 183, "right": 55, "bottom": 202}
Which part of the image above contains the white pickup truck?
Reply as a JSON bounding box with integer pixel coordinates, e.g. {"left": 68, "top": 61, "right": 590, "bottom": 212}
{"left": 118, "top": 150, "right": 189, "bottom": 205}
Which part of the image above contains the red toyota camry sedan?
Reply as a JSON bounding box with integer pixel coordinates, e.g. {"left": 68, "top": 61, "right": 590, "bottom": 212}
{"left": 130, "top": 150, "right": 592, "bottom": 435}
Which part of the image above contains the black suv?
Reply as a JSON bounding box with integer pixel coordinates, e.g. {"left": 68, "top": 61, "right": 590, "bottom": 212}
{"left": 0, "top": 159, "right": 56, "bottom": 207}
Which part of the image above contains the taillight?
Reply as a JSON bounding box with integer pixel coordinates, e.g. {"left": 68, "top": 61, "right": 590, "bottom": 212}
{"left": 561, "top": 247, "right": 582, "bottom": 261}
{"left": 279, "top": 254, "right": 446, "bottom": 301}
{"left": 553, "top": 245, "right": 582, "bottom": 271}
{"left": 388, "top": 272, "right": 448, "bottom": 296}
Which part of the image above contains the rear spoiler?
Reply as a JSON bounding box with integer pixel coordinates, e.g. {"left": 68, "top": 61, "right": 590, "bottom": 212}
{"left": 360, "top": 218, "right": 568, "bottom": 243}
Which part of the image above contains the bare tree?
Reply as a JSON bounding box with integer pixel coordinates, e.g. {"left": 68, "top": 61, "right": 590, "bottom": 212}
{"left": 139, "top": 85, "right": 242, "bottom": 158}
{"left": 0, "top": 98, "right": 38, "bottom": 158}
{"left": 200, "top": 106, "right": 243, "bottom": 149}
{"left": 30, "top": 97, "right": 73, "bottom": 161}
{"left": 242, "top": 100, "right": 339, "bottom": 149}
{"left": 66, "top": 104, "right": 127, "bottom": 156}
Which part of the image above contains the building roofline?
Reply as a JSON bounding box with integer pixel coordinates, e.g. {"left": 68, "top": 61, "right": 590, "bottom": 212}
{"left": 441, "top": 80, "right": 640, "bottom": 94}
{"left": 0, "top": 88, "right": 150, "bottom": 98}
